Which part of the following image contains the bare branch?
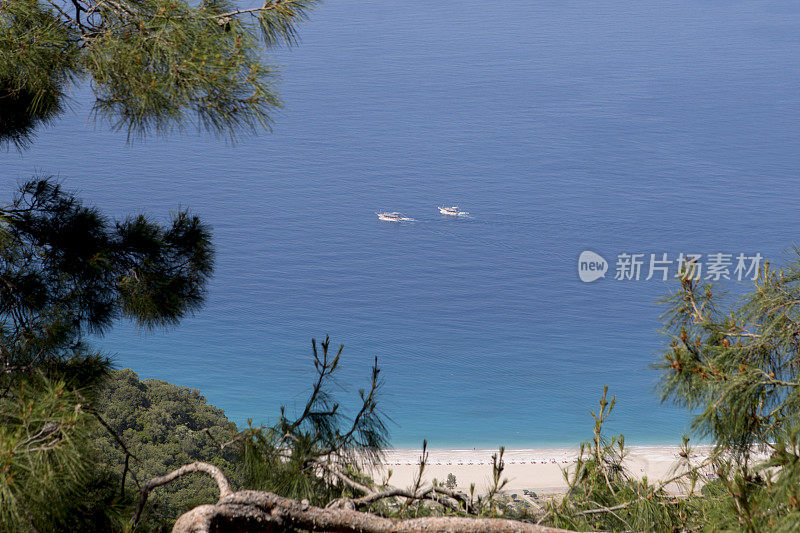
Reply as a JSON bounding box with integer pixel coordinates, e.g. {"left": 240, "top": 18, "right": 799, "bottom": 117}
{"left": 173, "top": 489, "right": 572, "bottom": 533}
{"left": 132, "top": 462, "right": 232, "bottom": 530}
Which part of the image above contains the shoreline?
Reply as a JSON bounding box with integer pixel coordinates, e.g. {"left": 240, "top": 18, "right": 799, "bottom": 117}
{"left": 368, "top": 445, "right": 717, "bottom": 494}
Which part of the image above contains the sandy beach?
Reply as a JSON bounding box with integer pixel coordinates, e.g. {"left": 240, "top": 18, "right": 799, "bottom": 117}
{"left": 368, "top": 446, "right": 716, "bottom": 495}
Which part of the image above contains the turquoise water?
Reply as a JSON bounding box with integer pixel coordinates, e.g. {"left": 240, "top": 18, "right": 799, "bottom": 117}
{"left": 4, "top": 0, "right": 800, "bottom": 447}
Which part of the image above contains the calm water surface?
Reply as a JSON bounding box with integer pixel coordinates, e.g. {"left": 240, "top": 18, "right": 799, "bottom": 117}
{"left": 4, "top": 0, "right": 800, "bottom": 447}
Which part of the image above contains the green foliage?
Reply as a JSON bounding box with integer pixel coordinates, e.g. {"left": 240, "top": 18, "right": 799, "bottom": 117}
{"left": 1, "top": 1, "right": 319, "bottom": 529}
{"left": 467, "top": 446, "right": 509, "bottom": 516}
{"left": 0, "top": 179, "right": 215, "bottom": 531}
{"left": 92, "top": 369, "right": 240, "bottom": 527}
{"left": 0, "top": 0, "right": 79, "bottom": 148}
{"left": 0, "top": 367, "right": 240, "bottom": 532}
{"left": 655, "top": 255, "right": 800, "bottom": 530}
{"left": 0, "top": 373, "right": 129, "bottom": 532}
{"left": 1, "top": 0, "right": 316, "bottom": 144}
{"left": 241, "top": 337, "right": 389, "bottom": 505}
{"left": 658, "top": 258, "right": 800, "bottom": 453}
{"left": 545, "top": 388, "right": 687, "bottom": 532}
{"left": 544, "top": 256, "right": 800, "bottom": 531}
{"left": 86, "top": 0, "right": 279, "bottom": 138}
{"left": 0, "top": 178, "right": 214, "bottom": 379}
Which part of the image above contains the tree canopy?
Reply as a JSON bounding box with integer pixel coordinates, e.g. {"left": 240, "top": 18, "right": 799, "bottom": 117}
{"left": 0, "top": 179, "right": 213, "bottom": 385}
{"left": 0, "top": 0, "right": 315, "bottom": 148}
{"left": 92, "top": 369, "right": 240, "bottom": 527}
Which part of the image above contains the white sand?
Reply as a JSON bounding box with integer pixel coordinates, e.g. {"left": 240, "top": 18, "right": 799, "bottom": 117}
{"left": 367, "top": 446, "right": 716, "bottom": 495}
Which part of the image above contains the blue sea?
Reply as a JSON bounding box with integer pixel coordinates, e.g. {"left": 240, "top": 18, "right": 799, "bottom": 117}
{"left": 4, "top": 0, "right": 800, "bottom": 448}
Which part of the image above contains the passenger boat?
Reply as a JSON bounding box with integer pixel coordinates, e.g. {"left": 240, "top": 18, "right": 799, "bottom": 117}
{"left": 438, "top": 206, "right": 468, "bottom": 216}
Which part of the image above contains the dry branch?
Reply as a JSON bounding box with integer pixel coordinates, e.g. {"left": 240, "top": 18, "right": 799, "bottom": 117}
{"left": 312, "top": 450, "right": 474, "bottom": 514}
{"left": 137, "top": 462, "right": 573, "bottom": 533}
{"left": 132, "top": 462, "right": 233, "bottom": 529}
{"left": 173, "top": 490, "right": 572, "bottom": 533}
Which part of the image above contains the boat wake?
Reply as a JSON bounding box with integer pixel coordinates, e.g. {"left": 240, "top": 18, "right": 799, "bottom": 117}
{"left": 376, "top": 212, "right": 415, "bottom": 222}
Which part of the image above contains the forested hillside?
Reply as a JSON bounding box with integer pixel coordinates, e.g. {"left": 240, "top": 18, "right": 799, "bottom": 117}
{"left": 93, "top": 370, "right": 240, "bottom": 528}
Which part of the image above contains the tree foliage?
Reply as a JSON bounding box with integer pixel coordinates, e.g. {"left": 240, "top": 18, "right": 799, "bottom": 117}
{"left": 0, "top": 0, "right": 79, "bottom": 149}
{"left": 240, "top": 336, "right": 389, "bottom": 505}
{"left": 543, "top": 256, "right": 800, "bottom": 531}
{"left": 1, "top": 0, "right": 316, "bottom": 147}
{"left": 655, "top": 257, "right": 800, "bottom": 529}
{"left": 0, "top": 374, "right": 129, "bottom": 531}
{"left": 0, "top": 178, "right": 214, "bottom": 532}
{"left": 92, "top": 369, "right": 240, "bottom": 528}
{"left": 544, "top": 388, "right": 691, "bottom": 532}
{"left": 0, "top": 0, "right": 323, "bottom": 528}
{"left": 0, "top": 179, "right": 213, "bottom": 382}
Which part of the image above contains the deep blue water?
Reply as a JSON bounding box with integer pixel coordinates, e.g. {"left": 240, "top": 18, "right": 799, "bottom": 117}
{"left": 4, "top": 0, "right": 800, "bottom": 448}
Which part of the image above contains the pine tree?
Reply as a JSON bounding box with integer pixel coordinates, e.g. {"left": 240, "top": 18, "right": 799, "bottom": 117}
{"left": 1, "top": 0, "right": 316, "bottom": 148}
{"left": 656, "top": 257, "right": 800, "bottom": 530}
{"left": 545, "top": 257, "right": 800, "bottom": 531}
{"left": 0, "top": 179, "right": 214, "bottom": 531}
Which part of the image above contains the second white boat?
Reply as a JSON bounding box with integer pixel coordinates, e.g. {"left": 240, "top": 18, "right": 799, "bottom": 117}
{"left": 438, "top": 206, "right": 468, "bottom": 216}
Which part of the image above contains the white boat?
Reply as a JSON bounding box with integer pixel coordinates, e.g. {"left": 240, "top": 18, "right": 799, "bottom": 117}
{"left": 376, "top": 211, "right": 412, "bottom": 222}
{"left": 438, "top": 205, "right": 468, "bottom": 216}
